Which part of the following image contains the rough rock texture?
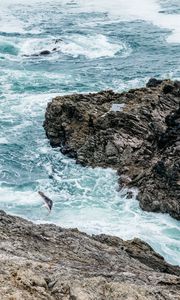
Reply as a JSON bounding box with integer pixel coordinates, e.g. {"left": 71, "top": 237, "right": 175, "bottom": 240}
{"left": 44, "top": 79, "right": 180, "bottom": 220}
{"left": 0, "top": 210, "right": 180, "bottom": 299}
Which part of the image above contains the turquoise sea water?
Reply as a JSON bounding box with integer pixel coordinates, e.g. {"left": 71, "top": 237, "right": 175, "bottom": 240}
{"left": 0, "top": 0, "right": 180, "bottom": 265}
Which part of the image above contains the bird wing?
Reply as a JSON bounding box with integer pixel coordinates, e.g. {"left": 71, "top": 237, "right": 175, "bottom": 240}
{"left": 38, "top": 191, "right": 53, "bottom": 212}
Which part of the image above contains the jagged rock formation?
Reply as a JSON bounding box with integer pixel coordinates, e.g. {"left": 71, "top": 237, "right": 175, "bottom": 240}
{"left": 44, "top": 79, "right": 180, "bottom": 220}
{"left": 0, "top": 210, "right": 180, "bottom": 299}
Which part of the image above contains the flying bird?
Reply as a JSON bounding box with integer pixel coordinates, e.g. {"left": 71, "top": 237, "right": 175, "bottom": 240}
{"left": 38, "top": 191, "right": 53, "bottom": 213}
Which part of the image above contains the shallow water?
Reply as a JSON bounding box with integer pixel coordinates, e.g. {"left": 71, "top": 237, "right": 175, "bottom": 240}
{"left": 0, "top": 0, "right": 180, "bottom": 265}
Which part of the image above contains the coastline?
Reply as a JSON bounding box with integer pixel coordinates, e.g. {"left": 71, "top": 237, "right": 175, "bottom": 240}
{"left": 0, "top": 1, "right": 180, "bottom": 299}
{"left": 0, "top": 79, "right": 179, "bottom": 299}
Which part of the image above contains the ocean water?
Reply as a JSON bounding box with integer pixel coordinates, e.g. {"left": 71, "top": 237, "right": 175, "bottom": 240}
{"left": 0, "top": 0, "right": 180, "bottom": 265}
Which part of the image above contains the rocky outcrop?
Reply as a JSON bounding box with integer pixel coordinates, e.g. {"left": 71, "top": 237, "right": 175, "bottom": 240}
{"left": 44, "top": 79, "right": 180, "bottom": 220}
{"left": 0, "top": 210, "right": 180, "bottom": 299}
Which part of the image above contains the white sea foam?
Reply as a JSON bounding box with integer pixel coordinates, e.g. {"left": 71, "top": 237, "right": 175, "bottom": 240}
{"left": 20, "top": 39, "right": 54, "bottom": 56}
{"left": 0, "top": 1, "right": 41, "bottom": 34}
{"left": 60, "top": 34, "right": 127, "bottom": 59}
{"left": 0, "top": 187, "right": 39, "bottom": 205}
{"left": 20, "top": 35, "right": 127, "bottom": 59}
{"left": 0, "top": 137, "right": 9, "bottom": 144}
{"left": 0, "top": 91, "right": 59, "bottom": 128}
{"left": 1, "top": 1, "right": 179, "bottom": 43}
{"left": 113, "top": 78, "right": 149, "bottom": 92}
{"left": 0, "top": 7, "right": 25, "bottom": 34}
{"left": 75, "top": 0, "right": 180, "bottom": 44}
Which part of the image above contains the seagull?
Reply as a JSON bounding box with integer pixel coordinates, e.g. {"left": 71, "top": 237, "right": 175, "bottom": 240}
{"left": 38, "top": 191, "right": 53, "bottom": 213}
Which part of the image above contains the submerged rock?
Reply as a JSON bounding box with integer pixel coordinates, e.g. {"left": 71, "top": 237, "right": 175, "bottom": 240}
{"left": 44, "top": 79, "right": 180, "bottom": 220}
{"left": 0, "top": 210, "right": 180, "bottom": 299}
{"left": 39, "top": 50, "right": 51, "bottom": 55}
{"left": 23, "top": 39, "right": 63, "bottom": 58}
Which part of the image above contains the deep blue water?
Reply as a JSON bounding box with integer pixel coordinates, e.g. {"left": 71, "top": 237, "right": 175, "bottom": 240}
{"left": 0, "top": 0, "right": 180, "bottom": 265}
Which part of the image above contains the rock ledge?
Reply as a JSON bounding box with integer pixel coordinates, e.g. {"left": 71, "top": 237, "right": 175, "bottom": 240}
{"left": 0, "top": 210, "right": 180, "bottom": 299}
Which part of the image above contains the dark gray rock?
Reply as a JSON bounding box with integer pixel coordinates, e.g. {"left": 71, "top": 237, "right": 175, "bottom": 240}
{"left": 44, "top": 79, "right": 180, "bottom": 220}
{"left": 146, "top": 78, "right": 163, "bottom": 88}
{"left": 39, "top": 50, "right": 51, "bottom": 55}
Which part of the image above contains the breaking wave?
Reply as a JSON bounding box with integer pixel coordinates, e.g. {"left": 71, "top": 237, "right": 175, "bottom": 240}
{"left": 20, "top": 35, "right": 130, "bottom": 59}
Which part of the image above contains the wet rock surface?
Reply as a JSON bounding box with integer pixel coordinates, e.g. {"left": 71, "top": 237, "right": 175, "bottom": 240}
{"left": 0, "top": 210, "right": 180, "bottom": 299}
{"left": 44, "top": 79, "right": 180, "bottom": 220}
